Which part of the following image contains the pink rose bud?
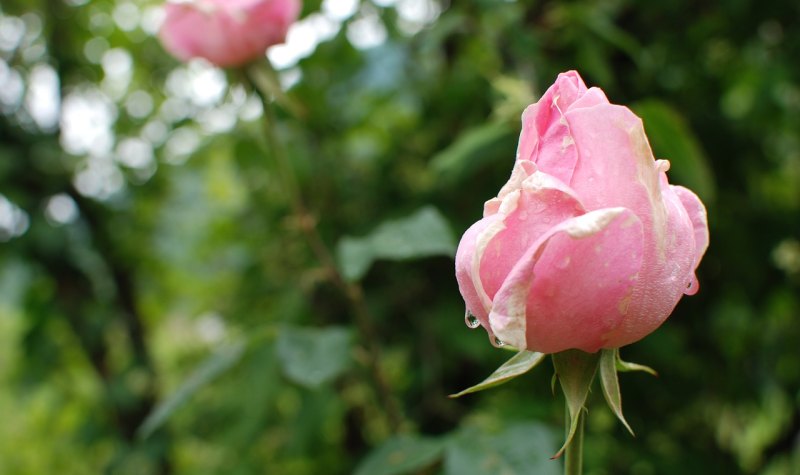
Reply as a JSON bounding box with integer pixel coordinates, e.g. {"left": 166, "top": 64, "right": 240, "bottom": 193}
{"left": 456, "top": 71, "right": 709, "bottom": 354}
{"left": 158, "top": 0, "right": 301, "bottom": 68}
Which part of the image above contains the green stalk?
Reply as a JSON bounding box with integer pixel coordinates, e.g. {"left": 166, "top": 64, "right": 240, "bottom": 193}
{"left": 243, "top": 62, "right": 404, "bottom": 434}
{"left": 564, "top": 404, "right": 585, "bottom": 475}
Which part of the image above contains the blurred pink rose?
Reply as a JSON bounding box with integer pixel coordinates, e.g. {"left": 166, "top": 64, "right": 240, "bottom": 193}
{"left": 456, "top": 71, "right": 709, "bottom": 354}
{"left": 159, "top": 0, "right": 301, "bottom": 67}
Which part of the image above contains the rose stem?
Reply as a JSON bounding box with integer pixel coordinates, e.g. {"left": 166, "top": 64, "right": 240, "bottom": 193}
{"left": 245, "top": 63, "right": 404, "bottom": 434}
{"left": 564, "top": 403, "right": 585, "bottom": 475}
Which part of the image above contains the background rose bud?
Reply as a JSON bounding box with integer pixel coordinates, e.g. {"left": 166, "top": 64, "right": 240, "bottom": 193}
{"left": 159, "top": 0, "right": 301, "bottom": 68}
{"left": 455, "top": 71, "right": 709, "bottom": 354}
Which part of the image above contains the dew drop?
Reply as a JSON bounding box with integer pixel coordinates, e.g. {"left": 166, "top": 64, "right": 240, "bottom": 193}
{"left": 464, "top": 310, "right": 481, "bottom": 329}
{"left": 492, "top": 336, "right": 506, "bottom": 347}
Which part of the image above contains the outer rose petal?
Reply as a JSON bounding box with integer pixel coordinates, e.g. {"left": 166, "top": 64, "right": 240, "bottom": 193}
{"left": 159, "top": 0, "right": 300, "bottom": 67}
{"left": 159, "top": 5, "right": 221, "bottom": 62}
{"left": 489, "top": 208, "right": 644, "bottom": 353}
{"left": 478, "top": 178, "right": 584, "bottom": 300}
{"left": 455, "top": 214, "right": 502, "bottom": 327}
{"left": 601, "top": 180, "right": 697, "bottom": 347}
{"left": 566, "top": 104, "right": 664, "bottom": 220}
{"left": 237, "top": 0, "right": 300, "bottom": 58}
{"left": 669, "top": 185, "right": 708, "bottom": 296}
{"left": 565, "top": 103, "right": 700, "bottom": 346}
{"left": 456, "top": 162, "right": 586, "bottom": 336}
{"left": 672, "top": 185, "right": 709, "bottom": 270}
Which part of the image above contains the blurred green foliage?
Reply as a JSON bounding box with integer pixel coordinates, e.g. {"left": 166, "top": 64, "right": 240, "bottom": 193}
{"left": 1, "top": 0, "right": 799, "bottom": 474}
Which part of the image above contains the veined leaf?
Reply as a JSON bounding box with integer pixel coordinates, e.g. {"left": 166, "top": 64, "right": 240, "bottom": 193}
{"left": 430, "top": 121, "right": 516, "bottom": 185}
{"left": 336, "top": 206, "right": 456, "bottom": 281}
{"left": 354, "top": 435, "right": 446, "bottom": 475}
{"left": 445, "top": 423, "right": 560, "bottom": 475}
{"left": 276, "top": 325, "right": 352, "bottom": 388}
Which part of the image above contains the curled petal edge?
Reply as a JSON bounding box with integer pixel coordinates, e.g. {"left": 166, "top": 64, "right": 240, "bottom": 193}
{"left": 488, "top": 207, "right": 643, "bottom": 351}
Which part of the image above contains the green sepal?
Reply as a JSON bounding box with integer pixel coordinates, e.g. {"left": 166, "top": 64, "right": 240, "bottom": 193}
{"left": 449, "top": 350, "right": 546, "bottom": 398}
{"left": 599, "top": 348, "right": 635, "bottom": 436}
{"left": 616, "top": 351, "right": 658, "bottom": 377}
{"left": 551, "top": 349, "right": 600, "bottom": 458}
{"left": 246, "top": 61, "right": 305, "bottom": 118}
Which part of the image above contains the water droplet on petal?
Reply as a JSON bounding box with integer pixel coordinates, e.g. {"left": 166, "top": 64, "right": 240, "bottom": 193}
{"left": 464, "top": 310, "right": 481, "bottom": 329}
{"left": 492, "top": 336, "right": 505, "bottom": 347}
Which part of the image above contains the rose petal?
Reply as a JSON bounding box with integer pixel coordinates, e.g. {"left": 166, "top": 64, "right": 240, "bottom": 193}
{"left": 568, "top": 87, "right": 609, "bottom": 111}
{"left": 478, "top": 175, "right": 585, "bottom": 301}
{"left": 670, "top": 185, "right": 709, "bottom": 296}
{"left": 455, "top": 214, "right": 502, "bottom": 325}
{"left": 516, "top": 71, "right": 590, "bottom": 184}
{"left": 672, "top": 185, "right": 709, "bottom": 270}
{"left": 160, "top": 0, "right": 300, "bottom": 67}
{"left": 496, "top": 160, "right": 538, "bottom": 201}
{"left": 566, "top": 104, "right": 664, "bottom": 220}
{"left": 601, "top": 183, "right": 698, "bottom": 347}
{"left": 488, "top": 208, "right": 644, "bottom": 353}
{"left": 159, "top": 5, "right": 224, "bottom": 62}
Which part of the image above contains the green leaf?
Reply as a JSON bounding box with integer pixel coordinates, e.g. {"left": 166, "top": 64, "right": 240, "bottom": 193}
{"left": 490, "top": 75, "right": 535, "bottom": 122}
{"left": 336, "top": 206, "right": 456, "bottom": 281}
{"left": 275, "top": 325, "right": 352, "bottom": 388}
{"left": 632, "top": 99, "right": 716, "bottom": 202}
{"left": 581, "top": 11, "right": 643, "bottom": 64}
{"left": 429, "top": 121, "right": 516, "bottom": 185}
{"left": 551, "top": 350, "right": 601, "bottom": 458}
{"left": 599, "top": 349, "right": 634, "bottom": 436}
{"left": 445, "top": 423, "right": 560, "bottom": 475}
{"left": 354, "top": 435, "right": 446, "bottom": 475}
{"left": 137, "top": 342, "right": 246, "bottom": 439}
{"left": 449, "top": 350, "right": 546, "bottom": 398}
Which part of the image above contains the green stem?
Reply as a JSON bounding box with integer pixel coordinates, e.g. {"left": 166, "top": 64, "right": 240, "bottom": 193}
{"left": 564, "top": 404, "right": 585, "bottom": 475}
{"left": 244, "top": 62, "right": 404, "bottom": 434}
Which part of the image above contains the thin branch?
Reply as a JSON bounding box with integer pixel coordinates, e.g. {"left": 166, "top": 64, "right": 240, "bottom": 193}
{"left": 246, "top": 63, "right": 405, "bottom": 433}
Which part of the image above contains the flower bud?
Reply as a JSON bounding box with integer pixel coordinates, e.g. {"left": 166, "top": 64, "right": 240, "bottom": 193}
{"left": 455, "top": 71, "right": 709, "bottom": 353}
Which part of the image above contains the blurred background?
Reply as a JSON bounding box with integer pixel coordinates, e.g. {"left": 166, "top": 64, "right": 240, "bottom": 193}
{"left": 1, "top": 0, "right": 799, "bottom": 473}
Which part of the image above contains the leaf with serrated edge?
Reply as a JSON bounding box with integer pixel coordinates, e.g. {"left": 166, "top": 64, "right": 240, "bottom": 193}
{"left": 551, "top": 350, "right": 600, "bottom": 458}
{"left": 449, "top": 350, "right": 546, "bottom": 398}
{"left": 599, "top": 349, "right": 635, "bottom": 436}
{"left": 616, "top": 352, "right": 658, "bottom": 376}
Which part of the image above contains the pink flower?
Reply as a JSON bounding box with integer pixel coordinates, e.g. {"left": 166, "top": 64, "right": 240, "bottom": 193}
{"left": 456, "top": 71, "right": 709, "bottom": 354}
{"left": 158, "top": 0, "right": 301, "bottom": 68}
